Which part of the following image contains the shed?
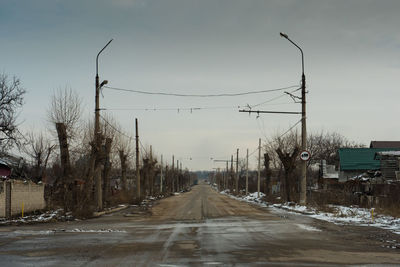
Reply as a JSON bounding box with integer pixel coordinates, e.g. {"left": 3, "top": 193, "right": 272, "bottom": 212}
{"left": 338, "top": 148, "right": 397, "bottom": 181}
{"left": 375, "top": 151, "right": 400, "bottom": 180}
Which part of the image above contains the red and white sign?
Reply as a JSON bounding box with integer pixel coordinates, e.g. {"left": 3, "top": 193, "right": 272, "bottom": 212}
{"left": 300, "top": 150, "right": 311, "bottom": 161}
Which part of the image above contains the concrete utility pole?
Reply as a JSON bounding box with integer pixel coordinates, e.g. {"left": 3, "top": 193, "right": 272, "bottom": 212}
{"left": 180, "top": 162, "right": 183, "bottom": 189}
{"left": 226, "top": 161, "right": 229, "bottom": 190}
{"left": 257, "top": 138, "right": 261, "bottom": 198}
{"left": 246, "top": 148, "right": 249, "bottom": 195}
{"left": 176, "top": 159, "right": 179, "bottom": 191}
{"left": 230, "top": 155, "right": 234, "bottom": 193}
{"left": 236, "top": 149, "right": 239, "bottom": 195}
{"left": 135, "top": 118, "right": 140, "bottom": 202}
{"left": 150, "top": 145, "right": 153, "bottom": 196}
{"left": 94, "top": 39, "right": 112, "bottom": 211}
{"left": 280, "top": 32, "right": 307, "bottom": 205}
{"left": 160, "top": 155, "right": 163, "bottom": 193}
{"left": 172, "top": 155, "right": 175, "bottom": 192}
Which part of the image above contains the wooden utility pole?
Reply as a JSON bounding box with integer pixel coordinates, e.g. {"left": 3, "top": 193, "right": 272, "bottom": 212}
{"left": 257, "top": 138, "right": 261, "bottom": 198}
{"left": 236, "top": 149, "right": 239, "bottom": 195}
{"left": 135, "top": 118, "right": 140, "bottom": 202}
{"left": 246, "top": 148, "right": 249, "bottom": 195}
{"left": 160, "top": 154, "right": 163, "bottom": 193}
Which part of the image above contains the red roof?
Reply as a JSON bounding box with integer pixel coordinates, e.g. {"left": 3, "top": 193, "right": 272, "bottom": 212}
{"left": 370, "top": 141, "right": 400, "bottom": 149}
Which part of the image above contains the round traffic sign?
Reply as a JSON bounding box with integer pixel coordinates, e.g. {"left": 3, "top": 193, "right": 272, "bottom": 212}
{"left": 300, "top": 150, "right": 311, "bottom": 161}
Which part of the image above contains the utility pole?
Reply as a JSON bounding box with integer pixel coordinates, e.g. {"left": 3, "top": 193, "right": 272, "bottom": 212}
{"left": 246, "top": 148, "right": 249, "bottom": 195}
{"left": 226, "top": 161, "right": 229, "bottom": 190}
{"left": 135, "top": 118, "right": 140, "bottom": 202}
{"left": 258, "top": 138, "right": 261, "bottom": 198}
{"left": 217, "top": 168, "right": 220, "bottom": 191}
{"left": 150, "top": 145, "right": 153, "bottom": 196}
{"left": 172, "top": 155, "right": 175, "bottom": 192}
{"left": 180, "top": 161, "right": 183, "bottom": 189}
{"left": 230, "top": 155, "right": 233, "bottom": 193}
{"left": 280, "top": 32, "right": 307, "bottom": 205}
{"left": 300, "top": 67, "right": 307, "bottom": 205}
{"left": 176, "top": 159, "right": 179, "bottom": 191}
{"left": 236, "top": 149, "right": 239, "bottom": 195}
{"left": 160, "top": 154, "right": 163, "bottom": 193}
{"left": 94, "top": 39, "right": 112, "bottom": 211}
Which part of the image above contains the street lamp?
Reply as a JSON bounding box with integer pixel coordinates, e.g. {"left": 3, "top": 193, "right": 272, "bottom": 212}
{"left": 94, "top": 39, "right": 113, "bottom": 211}
{"left": 280, "top": 32, "right": 307, "bottom": 205}
{"left": 95, "top": 39, "right": 113, "bottom": 142}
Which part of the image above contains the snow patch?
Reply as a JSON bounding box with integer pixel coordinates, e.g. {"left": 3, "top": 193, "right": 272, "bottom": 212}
{"left": 295, "top": 223, "right": 321, "bottom": 232}
{"left": 217, "top": 188, "right": 400, "bottom": 235}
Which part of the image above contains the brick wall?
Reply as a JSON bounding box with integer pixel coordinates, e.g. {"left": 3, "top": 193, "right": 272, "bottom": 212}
{"left": 0, "top": 180, "right": 45, "bottom": 218}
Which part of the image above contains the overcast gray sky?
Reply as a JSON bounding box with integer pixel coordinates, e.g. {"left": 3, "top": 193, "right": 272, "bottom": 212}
{"left": 1, "top": 0, "right": 400, "bottom": 170}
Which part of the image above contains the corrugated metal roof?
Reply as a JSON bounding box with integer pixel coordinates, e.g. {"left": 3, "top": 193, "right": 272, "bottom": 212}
{"left": 339, "top": 148, "right": 397, "bottom": 171}
{"left": 370, "top": 141, "right": 400, "bottom": 148}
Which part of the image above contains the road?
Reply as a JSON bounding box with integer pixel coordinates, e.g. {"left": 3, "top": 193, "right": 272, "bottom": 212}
{"left": 1, "top": 184, "right": 400, "bottom": 266}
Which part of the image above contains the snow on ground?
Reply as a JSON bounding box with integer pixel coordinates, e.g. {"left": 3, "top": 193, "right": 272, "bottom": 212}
{"left": 0, "top": 209, "right": 70, "bottom": 225}
{"left": 11, "top": 229, "right": 127, "bottom": 236}
{"left": 295, "top": 223, "right": 321, "bottom": 232}
{"left": 218, "top": 188, "right": 400, "bottom": 235}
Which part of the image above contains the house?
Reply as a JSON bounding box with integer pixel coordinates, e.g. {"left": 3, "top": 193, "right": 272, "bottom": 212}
{"left": 0, "top": 160, "right": 11, "bottom": 178}
{"left": 0, "top": 153, "right": 27, "bottom": 180}
{"left": 338, "top": 148, "right": 400, "bottom": 182}
{"left": 370, "top": 141, "right": 400, "bottom": 149}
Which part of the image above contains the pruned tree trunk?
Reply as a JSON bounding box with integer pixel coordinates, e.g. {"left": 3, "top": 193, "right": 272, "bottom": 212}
{"left": 276, "top": 147, "right": 299, "bottom": 202}
{"left": 94, "top": 165, "right": 102, "bottom": 210}
{"left": 56, "top": 123, "right": 72, "bottom": 212}
{"left": 56, "top": 123, "right": 71, "bottom": 179}
{"left": 264, "top": 153, "right": 271, "bottom": 196}
{"left": 103, "top": 138, "right": 112, "bottom": 206}
{"left": 42, "top": 145, "right": 55, "bottom": 183}
{"left": 119, "top": 150, "right": 128, "bottom": 192}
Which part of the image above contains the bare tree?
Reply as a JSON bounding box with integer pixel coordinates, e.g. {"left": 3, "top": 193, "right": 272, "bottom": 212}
{"left": 113, "top": 120, "right": 133, "bottom": 193}
{"left": 47, "top": 87, "right": 82, "bottom": 141}
{"left": 0, "top": 73, "right": 26, "bottom": 150}
{"left": 268, "top": 131, "right": 300, "bottom": 202}
{"left": 24, "top": 130, "right": 55, "bottom": 182}
{"left": 308, "top": 131, "right": 365, "bottom": 168}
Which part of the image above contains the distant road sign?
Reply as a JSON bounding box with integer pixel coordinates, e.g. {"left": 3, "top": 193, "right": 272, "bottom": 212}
{"left": 300, "top": 150, "right": 311, "bottom": 161}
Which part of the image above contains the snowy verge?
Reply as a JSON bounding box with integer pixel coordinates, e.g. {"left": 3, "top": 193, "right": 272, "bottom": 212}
{"left": 0, "top": 209, "right": 71, "bottom": 225}
{"left": 218, "top": 188, "right": 400, "bottom": 235}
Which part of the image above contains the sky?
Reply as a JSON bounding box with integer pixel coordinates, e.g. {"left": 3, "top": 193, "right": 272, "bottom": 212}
{"left": 1, "top": 0, "right": 400, "bottom": 170}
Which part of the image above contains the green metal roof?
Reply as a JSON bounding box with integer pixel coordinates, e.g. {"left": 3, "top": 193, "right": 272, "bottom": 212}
{"left": 339, "top": 148, "right": 396, "bottom": 171}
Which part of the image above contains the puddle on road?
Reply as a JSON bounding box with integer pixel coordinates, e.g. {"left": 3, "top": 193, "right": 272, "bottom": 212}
{"left": 175, "top": 240, "right": 198, "bottom": 250}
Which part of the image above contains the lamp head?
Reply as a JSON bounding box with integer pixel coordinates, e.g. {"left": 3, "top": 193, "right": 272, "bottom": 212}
{"left": 100, "top": 80, "right": 108, "bottom": 87}
{"left": 280, "top": 32, "right": 288, "bottom": 39}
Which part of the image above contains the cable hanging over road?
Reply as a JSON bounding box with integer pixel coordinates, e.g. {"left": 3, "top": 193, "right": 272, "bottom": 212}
{"left": 103, "top": 85, "right": 299, "bottom": 97}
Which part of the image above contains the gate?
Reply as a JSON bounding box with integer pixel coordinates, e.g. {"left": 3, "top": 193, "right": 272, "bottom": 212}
{"left": 5, "top": 181, "right": 11, "bottom": 219}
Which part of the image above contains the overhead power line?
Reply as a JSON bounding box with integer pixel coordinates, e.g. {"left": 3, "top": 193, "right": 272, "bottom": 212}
{"left": 278, "top": 119, "right": 302, "bottom": 139}
{"left": 250, "top": 87, "right": 301, "bottom": 108}
{"left": 103, "top": 85, "right": 299, "bottom": 97}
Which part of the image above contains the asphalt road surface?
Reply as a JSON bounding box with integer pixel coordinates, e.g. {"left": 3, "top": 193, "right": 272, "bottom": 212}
{"left": 1, "top": 184, "right": 400, "bottom": 266}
